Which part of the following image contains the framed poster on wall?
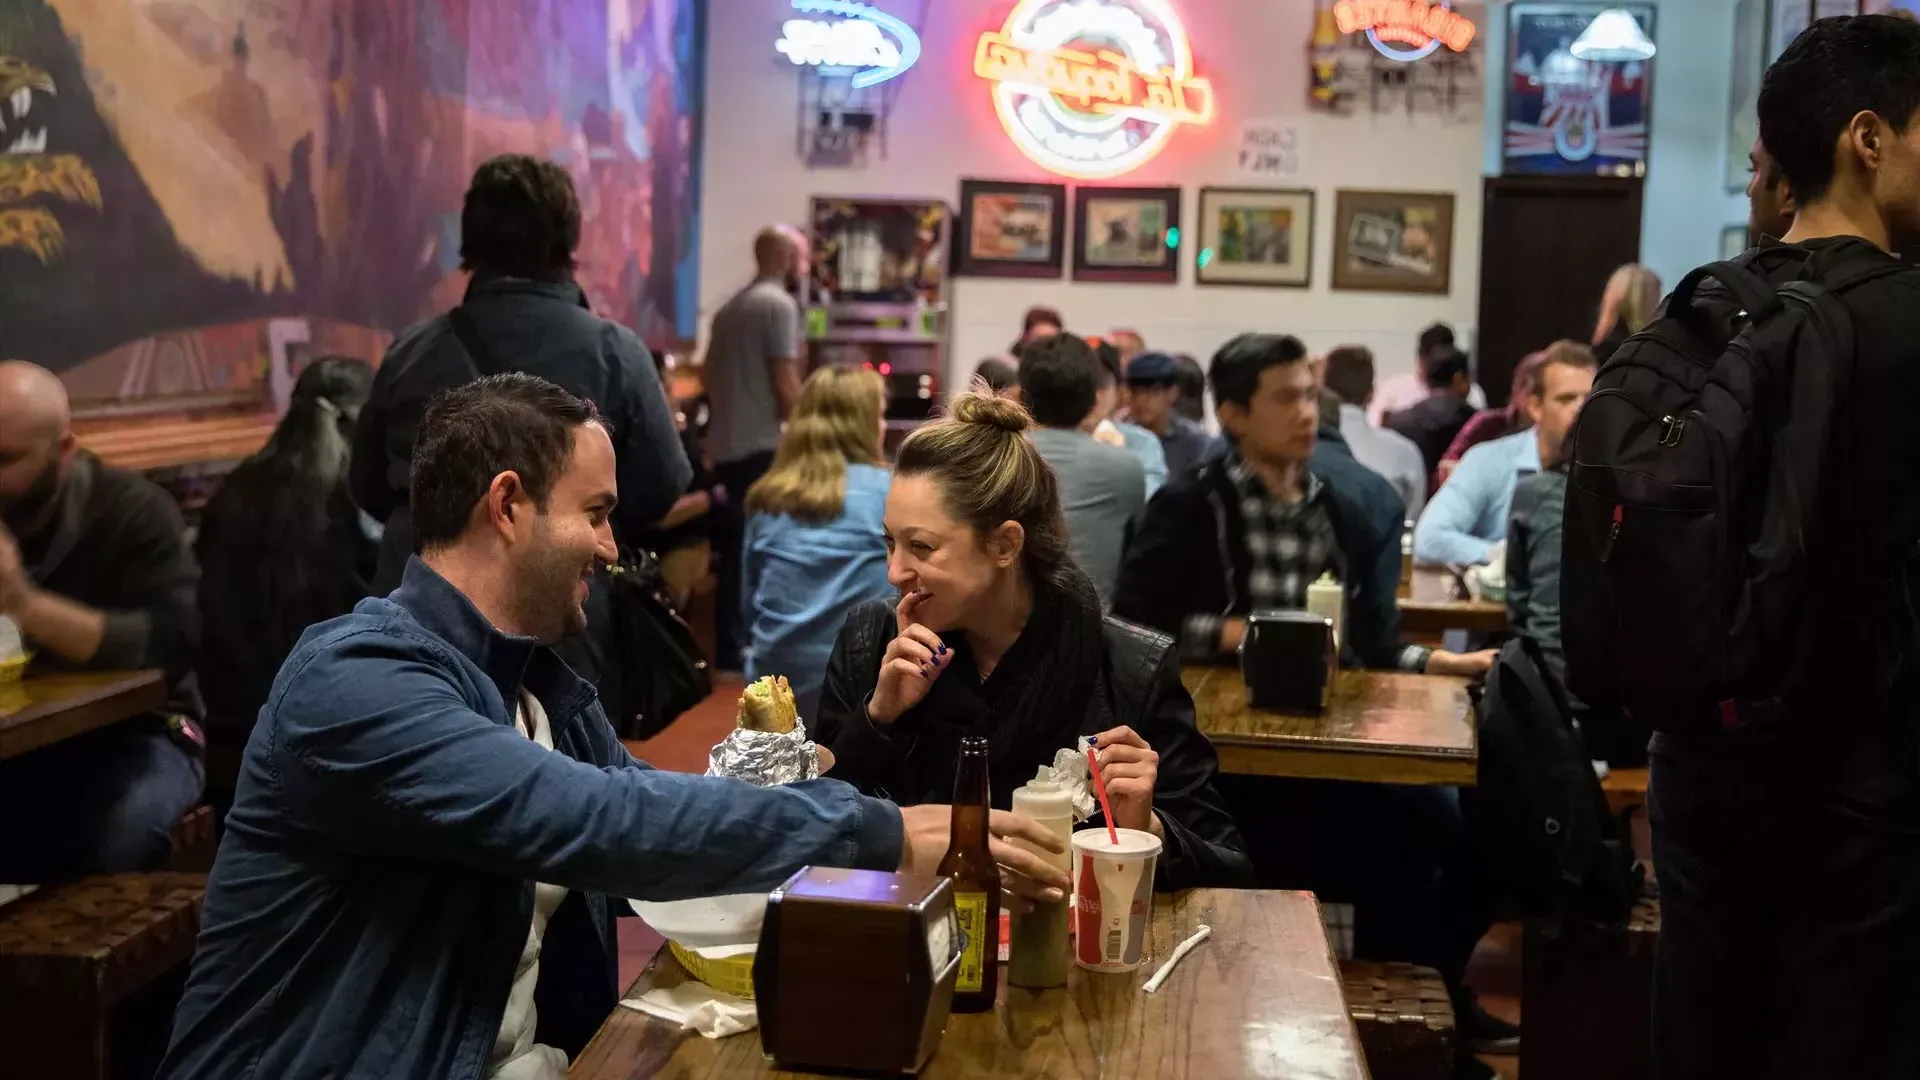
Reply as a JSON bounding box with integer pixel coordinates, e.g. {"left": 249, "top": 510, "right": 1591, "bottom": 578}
{"left": 1502, "top": 4, "right": 1655, "bottom": 176}
{"left": 1773, "top": 1, "right": 1863, "bottom": 59}
{"left": 1725, "top": 0, "right": 1766, "bottom": 193}
{"left": 1071, "top": 186, "right": 1181, "bottom": 284}
{"left": 1331, "top": 189, "right": 1454, "bottom": 294}
{"left": 1195, "top": 188, "right": 1313, "bottom": 288}
{"left": 953, "top": 179, "right": 1067, "bottom": 278}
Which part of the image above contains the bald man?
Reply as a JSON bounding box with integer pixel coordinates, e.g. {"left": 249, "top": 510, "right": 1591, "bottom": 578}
{"left": 0, "top": 361, "right": 205, "bottom": 880}
{"left": 704, "top": 224, "right": 807, "bottom": 668}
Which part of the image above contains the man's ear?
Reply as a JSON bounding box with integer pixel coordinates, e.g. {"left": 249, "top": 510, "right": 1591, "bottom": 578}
{"left": 483, "top": 470, "right": 529, "bottom": 540}
{"left": 1217, "top": 400, "right": 1246, "bottom": 438}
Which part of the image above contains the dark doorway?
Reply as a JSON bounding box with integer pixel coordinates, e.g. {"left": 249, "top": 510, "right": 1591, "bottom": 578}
{"left": 1475, "top": 176, "right": 1644, "bottom": 406}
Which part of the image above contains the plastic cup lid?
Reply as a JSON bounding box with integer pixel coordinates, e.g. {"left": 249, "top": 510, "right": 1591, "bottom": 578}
{"left": 1071, "top": 827, "right": 1162, "bottom": 858}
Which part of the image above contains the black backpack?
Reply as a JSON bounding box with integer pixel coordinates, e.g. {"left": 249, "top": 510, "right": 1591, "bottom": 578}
{"left": 1562, "top": 243, "right": 1905, "bottom": 733}
{"left": 1466, "top": 636, "right": 1641, "bottom": 929}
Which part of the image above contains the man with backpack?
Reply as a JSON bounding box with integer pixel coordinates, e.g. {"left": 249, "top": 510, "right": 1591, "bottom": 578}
{"left": 1562, "top": 16, "right": 1920, "bottom": 1076}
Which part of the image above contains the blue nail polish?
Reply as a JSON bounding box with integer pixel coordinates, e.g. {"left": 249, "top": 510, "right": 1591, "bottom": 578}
{"left": 937, "top": 644, "right": 947, "bottom": 655}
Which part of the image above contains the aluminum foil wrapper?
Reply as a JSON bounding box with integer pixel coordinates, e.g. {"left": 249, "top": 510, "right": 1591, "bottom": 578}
{"left": 706, "top": 719, "right": 822, "bottom": 785}
{"left": 1038, "top": 740, "right": 1098, "bottom": 822}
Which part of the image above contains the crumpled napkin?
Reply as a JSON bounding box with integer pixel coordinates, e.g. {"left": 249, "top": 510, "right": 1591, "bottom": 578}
{"left": 1040, "top": 741, "right": 1098, "bottom": 822}
{"left": 621, "top": 980, "right": 758, "bottom": 1038}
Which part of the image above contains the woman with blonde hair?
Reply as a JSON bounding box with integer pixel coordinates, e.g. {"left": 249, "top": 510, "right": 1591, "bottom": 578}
{"left": 812, "top": 389, "right": 1249, "bottom": 891}
{"left": 741, "top": 366, "right": 895, "bottom": 721}
{"left": 1592, "top": 263, "right": 1664, "bottom": 362}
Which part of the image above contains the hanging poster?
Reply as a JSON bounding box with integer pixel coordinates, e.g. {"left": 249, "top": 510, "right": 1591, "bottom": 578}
{"left": 1502, "top": 4, "right": 1655, "bottom": 177}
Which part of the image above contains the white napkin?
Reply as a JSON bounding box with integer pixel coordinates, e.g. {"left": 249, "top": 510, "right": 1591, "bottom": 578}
{"left": 0, "top": 616, "right": 22, "bottom": 663}
{"left": 621, "top": 981, "right": 757, "bottom": 1038}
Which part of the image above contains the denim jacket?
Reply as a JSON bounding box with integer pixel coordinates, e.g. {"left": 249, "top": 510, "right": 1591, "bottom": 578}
{"left": 161, "top": 559, "right": 904, "bottom": 1080}
{"left": 742, "top": 464, "right": 896, "bottom": 714}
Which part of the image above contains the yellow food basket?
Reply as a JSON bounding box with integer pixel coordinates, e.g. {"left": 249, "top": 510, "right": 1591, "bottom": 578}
{"left": 0, "top": 653, "right": 27, "bottom": 684}
{"left": 667, "top": 941, "right": 757, "bottom": 1000}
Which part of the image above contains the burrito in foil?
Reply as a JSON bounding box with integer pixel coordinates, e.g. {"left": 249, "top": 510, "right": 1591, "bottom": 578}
{"left": 707, "top": 675, "right": 823, "bottom": 784}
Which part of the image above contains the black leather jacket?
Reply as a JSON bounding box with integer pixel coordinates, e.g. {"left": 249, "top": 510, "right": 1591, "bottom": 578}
{"left": 813, "top": 601, "right": 1252, "bottom": 890}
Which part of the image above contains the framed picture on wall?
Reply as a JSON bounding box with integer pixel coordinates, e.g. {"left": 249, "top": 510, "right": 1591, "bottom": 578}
{"left": 1502, "top": 4, "right": 1656, "bottom": 176}
{"left": 1725, "top": 0, "right": 1766, "bottom": 193}
{"left": 1722, "top": 224, "right": 1749, "bottom": 260}
{"left": 1072, "top": 186, "right": 1181, "bottom": 284}
{"left": 1195, "top": 188, "right": 1314, "bottom": 288}
{"left": 1773, "top": 1, "right": 1862, "bottom": 59}
{"left": 954, "top": 179, "right": 1067, "bottom": 278}
{"left": 1331, "top": 189, "right": 1455, "bottom": 294}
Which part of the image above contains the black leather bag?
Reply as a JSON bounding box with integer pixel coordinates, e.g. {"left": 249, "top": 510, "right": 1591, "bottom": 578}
{"left": 448, "top": 307, "right": 711, "bottom": 738}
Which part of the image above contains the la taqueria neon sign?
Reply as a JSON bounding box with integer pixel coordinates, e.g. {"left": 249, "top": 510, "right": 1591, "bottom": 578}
{"left": 973, "top": 0, "right": 1215, "bottom": 180}
{"left": 1333, "top": 0, "right": 1477, "bottom": 62}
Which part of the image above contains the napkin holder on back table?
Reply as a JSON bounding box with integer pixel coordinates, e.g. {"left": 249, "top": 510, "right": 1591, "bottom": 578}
{"left": 1242, "top": 608, "right": 1335, "bottom": 714}
{"left": 754, "top": 867, "right": 960, "bottom": 1075}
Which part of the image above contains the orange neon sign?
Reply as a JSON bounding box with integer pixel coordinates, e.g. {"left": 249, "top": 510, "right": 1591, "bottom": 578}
{"left": 1333, "top": 0, "right": 1476, "bottom": 60}
{"left": 973, "top": 0, "right": 1214, "bottom": 180}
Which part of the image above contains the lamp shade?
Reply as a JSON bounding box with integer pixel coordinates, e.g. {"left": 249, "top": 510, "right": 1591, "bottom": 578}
{"left": 1569, "top": 9, "right": 1656, "bottom": 62}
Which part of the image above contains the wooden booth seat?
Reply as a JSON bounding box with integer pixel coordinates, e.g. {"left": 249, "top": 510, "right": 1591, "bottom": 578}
{"left": 77, "top": 413, "right": 275, "bottom": 473}
{"left": 0, "top": 872, "right": 208, "bottom": 1080}
{"left": 1340, "top": 959, "right": 1457, "bottom": 1080}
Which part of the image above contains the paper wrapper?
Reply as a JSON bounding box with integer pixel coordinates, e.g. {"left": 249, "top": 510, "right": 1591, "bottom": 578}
{"left": 707, "top": 719, "right": 822, "bottom": 785}
{"left": 1042, "top": 739, "right": 1098, "bottom": 822}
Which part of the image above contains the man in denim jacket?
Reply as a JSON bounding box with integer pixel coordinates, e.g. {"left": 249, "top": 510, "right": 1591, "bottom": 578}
{"left": 160, "top": 375, "right": 1004, "bottom": 1080}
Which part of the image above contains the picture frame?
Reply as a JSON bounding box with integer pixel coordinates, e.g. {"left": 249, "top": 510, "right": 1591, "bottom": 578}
{"left": 1195, "top": 187, "right": 1314, "bottom": 289}
{"left": 1331, "top": 189, "right": 1455, "bottom": 294}
{"left": 953, "top": 179, "right": 1067, "bottom": 278}
{"left": 1071, "top": 186, "right": 1181, "bottom": 284}
{"left": 1724, "top": 0, "right": 1765, "bottom": 193}
{"left": 1502, "top": 3, "right": 1656, "bottom": 177}
{"left": 1721, "top": 224, "right": 1749, "bottom": 260}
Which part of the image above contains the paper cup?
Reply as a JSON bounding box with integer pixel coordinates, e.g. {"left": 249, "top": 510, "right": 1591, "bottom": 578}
{"left": 1070, "top": 828, "right": 1161, "bottom": 972}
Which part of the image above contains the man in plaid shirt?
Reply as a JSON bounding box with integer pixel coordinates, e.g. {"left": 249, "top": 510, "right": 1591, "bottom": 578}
{"left": 1117, "top": 332, "right": 1489, "bottom": 678}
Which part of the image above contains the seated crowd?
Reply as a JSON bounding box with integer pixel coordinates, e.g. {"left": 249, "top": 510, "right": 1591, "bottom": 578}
{"left": 18, "top": 21, "right": 1920, "bottom": 1076}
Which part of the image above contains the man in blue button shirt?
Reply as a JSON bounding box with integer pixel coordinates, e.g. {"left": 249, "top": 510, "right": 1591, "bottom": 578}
{"left": 1413, "top": 342, "right": 1595, "bottom": 567}
{"left": 162, "top": 374, "right": 1062, "bottom": 1080}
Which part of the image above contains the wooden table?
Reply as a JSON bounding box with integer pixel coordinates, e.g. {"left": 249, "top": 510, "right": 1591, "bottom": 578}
{"left": 1397, "top": 598, "right": 1507, "bottom": 636}
{"left": 0, "top": 671, "right": 167, "bottom": 762}
{"left": 570, "top": 889, "right": 1366, "bottom": 1080}
{"left": 1183, "top": 667, "right": 1476, "bottom": 786}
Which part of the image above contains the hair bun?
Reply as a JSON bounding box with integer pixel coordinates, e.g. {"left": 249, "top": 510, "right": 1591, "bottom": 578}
{"left": 947, "top": 388, "right": 1032, "bottom": 434}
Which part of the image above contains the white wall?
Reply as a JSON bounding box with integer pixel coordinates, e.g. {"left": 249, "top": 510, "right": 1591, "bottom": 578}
{"left": 701, "top": 0, "right": 1488, "bottom": 389}
{"left": 701, "top": 0, "right": 1750, "bottom": 390}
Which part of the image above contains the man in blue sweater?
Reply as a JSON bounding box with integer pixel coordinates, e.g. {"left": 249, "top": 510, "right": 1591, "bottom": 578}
{"left": 162, "top": 374, "right": 1060, "bottom": 1080}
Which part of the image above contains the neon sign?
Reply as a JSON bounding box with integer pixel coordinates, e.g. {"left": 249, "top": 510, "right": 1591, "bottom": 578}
{"left": 775, "top": 0, "right": 921, "bottom": 89}
{"left": 1333, "top": 0, "right": 1477, "bottom": 62}
{"left": 973, "top": 0, "right": 1215, "bottom": 180}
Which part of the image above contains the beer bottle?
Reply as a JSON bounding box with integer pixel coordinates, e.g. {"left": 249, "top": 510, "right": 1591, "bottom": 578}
{"left": 938, "top": 736, "right": 1000, "bottom": 1012}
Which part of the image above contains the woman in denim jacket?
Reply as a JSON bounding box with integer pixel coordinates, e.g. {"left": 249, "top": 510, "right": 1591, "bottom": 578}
{"left": 742, "top": 367, "right": 896, "bottom": 722}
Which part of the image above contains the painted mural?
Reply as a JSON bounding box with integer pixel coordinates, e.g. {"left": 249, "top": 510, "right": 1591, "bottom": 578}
{"left": 0, "top": 0, "right": 704, "bottom": 405}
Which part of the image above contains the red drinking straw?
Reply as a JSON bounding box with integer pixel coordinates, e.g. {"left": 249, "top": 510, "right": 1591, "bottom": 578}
{"left": 1087, "top": 746, "right": 1120, "bottom": 845}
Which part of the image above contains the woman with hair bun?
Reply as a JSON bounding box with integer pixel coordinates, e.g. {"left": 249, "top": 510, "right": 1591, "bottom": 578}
{"left": 812, "top": 389, "right": 1250, "bottom": 894}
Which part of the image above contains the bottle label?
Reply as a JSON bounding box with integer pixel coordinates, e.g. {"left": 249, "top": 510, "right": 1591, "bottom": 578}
{"left": 953, "top": 891, "right": 990, "bottom": 993}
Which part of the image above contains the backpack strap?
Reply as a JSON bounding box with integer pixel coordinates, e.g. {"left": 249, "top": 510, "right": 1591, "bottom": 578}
{"left": 448, "top": 306, "right": 507, "bottom": 378}
{"left": 1669, "top": 259, "right": 1785, "bottom": 320}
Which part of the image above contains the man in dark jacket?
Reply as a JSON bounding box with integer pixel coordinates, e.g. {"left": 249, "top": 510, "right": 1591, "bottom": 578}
{"left": 0, "top": 361, "right": 206, "bottom": 880}
{"left": 1386, "top": 346, "right": 1477, "bottom": 482}
{"left": 1111, "top": 335, "right": 1505, "bottom": 1074}
{"left": 161, "top": 375, "right": 1016, "bottom": 1080}
{"left": 352, "top": 154, "right": 690, "bottom": 586}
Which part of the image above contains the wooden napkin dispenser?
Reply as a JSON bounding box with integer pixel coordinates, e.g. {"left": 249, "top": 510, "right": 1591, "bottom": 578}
{"left": 1242, "top": 608, "right": 1335, "bottom": 714}
{"left": 754, "top": 867, "right": 961, "bottom": 1075}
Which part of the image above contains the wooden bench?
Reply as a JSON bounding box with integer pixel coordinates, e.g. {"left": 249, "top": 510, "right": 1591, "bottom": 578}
{"left": 77, "top": 413, "right": 275, "bottom": 472}
{"left": 1521, "top": 896, "right": 1660, "bottom": 1080}
{"left": 0, "top": 873, "right": 208, "bottom": 1080}
{"left": 1340, "top": 959, "right": 1456, "bottom": 1080}
{"left": 1603, "top": 765, "right": 1650, "bottom": 814}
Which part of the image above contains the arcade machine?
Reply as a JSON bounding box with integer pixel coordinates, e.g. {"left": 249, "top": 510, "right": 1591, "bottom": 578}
{"left": 800, "top": 196, "right": 951, "bottom": 452}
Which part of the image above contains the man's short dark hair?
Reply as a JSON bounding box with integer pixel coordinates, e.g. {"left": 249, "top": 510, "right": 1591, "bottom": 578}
{"left": 1017, "top": 332, "right": 1101, "bottom": 427}
{"left": 1208, "top": 333, "right": 1308, "bottom": 410}
{"left": 1022, "top": 305, "right": 1063, "bottom": 337}
{"left": 1322, "top": 346, "right": 1376, "bottom": 407}
{"left": 1092, "top": 340, "right": 1122, "bottom": 388}
{"left": 411, "top": 374, "right": 603, "bottom": 549}
{"left": 974, "top": 357, "right": 1018, "bottom": 392}
{"left": 1426, "top": 348, "right": 1471, "bottom": 389}
{"left": 1760, "top": 14, "right": 1920, "bottom": 204}
{"left": 459, "top": 155, "right": 582, "bottom": 281}
{"left": 1417, "top": 323, "right": 1455, "bottom": 359}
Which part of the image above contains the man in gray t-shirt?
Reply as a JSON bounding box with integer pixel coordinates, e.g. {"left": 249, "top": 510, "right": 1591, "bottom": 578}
{"left": 706, "top": 225, "right": 806, "bottom": 667}
{"left": 1018, "top": 334, "right": 1147, "bottom": 602}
